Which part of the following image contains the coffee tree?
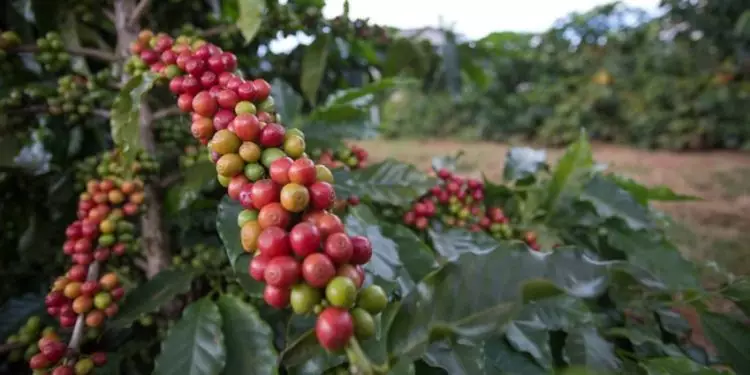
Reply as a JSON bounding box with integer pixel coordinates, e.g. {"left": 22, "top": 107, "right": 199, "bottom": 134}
{"left": 3, "top": 1, "right": 750, "bottom": 375}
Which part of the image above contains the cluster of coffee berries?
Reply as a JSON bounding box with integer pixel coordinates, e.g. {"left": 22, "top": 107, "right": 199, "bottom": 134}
{"left": 310, "top": 144, "right": 368, "bottom": 171}
{"left": 29, "top": 332, "right": 107, "bottom": 375}
{"left": 3, "top": 316, "right": 55, "bottom": 363}
{"left": 46, "top": 73, "right": 114, "bottom": 124}
{"left": 156, "top": 116, "right": 198, "bottom": 151}
{"left": 34, "top": 32, "right": 71, "bottom": 72}
{"left": 0, "top": 30, "right": 21, "bottom": 50}
{"left": 129, "top": 31, "right": 390, "bottom": 352}
{"left": 73, "top": 150, "right": 157, "bottom": 191}
{"left": 126, "top": 30, "right": 202, "bottom": 79}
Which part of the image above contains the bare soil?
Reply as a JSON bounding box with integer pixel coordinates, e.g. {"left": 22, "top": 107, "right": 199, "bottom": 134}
{"left": 358, "top": 139, "right": 750, "bottom": 274}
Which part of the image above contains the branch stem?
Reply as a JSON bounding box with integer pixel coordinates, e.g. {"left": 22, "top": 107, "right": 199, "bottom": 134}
{"left": 9, "top": 45, "right": 119, "bottom": 62}
{"left": 67, "top": 262, "right": 101, "bottom": 353}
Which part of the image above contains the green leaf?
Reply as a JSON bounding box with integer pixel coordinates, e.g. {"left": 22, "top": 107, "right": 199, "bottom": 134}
{"left": 609, "top": 174, "right": 700, "bottom": 205}
{"left": 580, "top": 175, "right": 654, "bottom": 230}
{"left": 384, "top": 38, "right": 430, "bottom": 78}
{"left": 0, "top": 136, "right": 23, "bottom": 167}
{"left": 0, "top": 293, "right": 45, "bottom": 341}
{"left": 279, "top": 329, "right": 344, "bottom": 374}
{"left": 386, "top": 247, "right": 608, "bottom": 360}
{"left": 506, "top": 296, "right": 594, "bottom": 369}
{"left": 544, "top": 130, "right": 593, "bottom": 216}
{"left": 271, "top": 78, "right": 303, "bottom": 125}
{"left": 300, "top": 34, "right": 331, "bottom": 105}
{"left": 217, "top": 195, "right": 244, "bottom": 269}
{"left": 216, "top": 295, "right": 278, "bottom": 375}
{"left": 422, "top": 339, "right": 485, "bottom": 375}
{"left": 427, "top": 226, "right": 503, "bottom": 260}
{"left": 233, "top": 254, "right": 264, "bottom": 298}
{"left": 93, "top": 352, "right": 122, "bottom": 375}
{"left": 237, "top": 0, "right": 266, "bottom": 44}
{"left": 431, "top": 151, "right": 465, "bottom": 173}
{"left": 154, "top": 298, "right": 226, "bottom": 375}
{"left": 700, "top": 311, "right": 750, "bottom": 374}
{"left": 109, "top": 269, "right": 196, "bottom": 329}
{"left": 639, "top": 357, "right": 730, "bottom": 375}
{"left": 332, "top": 159, "right": 437, "bottom": 207}
{"left": 344, "top": 205, "right": 438, "bottom": 292}
{"left": 326, "top": 78, "right": 416, "bottom": 107}
{"left": 307, "top": 104, "right": 367, "bottom": 123}
{"left": 563, "top": 327, "right": 621, "bottom": 373}
{"left": 110, "top": 73, "right": 157, "bottom": 167}
{"left": 723, "top": 279, "right": 750, "bottom": 317}
{"left": 503, "top": 147, "right": 548, "bottom": 182}
{"left": 59, "top": 13, "right": 90, "bottom": 75}
{"left": 483, "top": 336, "right": 547, "bottom": 375}
{"left": 165, "top": 161, "right": 216, "bottom": 214}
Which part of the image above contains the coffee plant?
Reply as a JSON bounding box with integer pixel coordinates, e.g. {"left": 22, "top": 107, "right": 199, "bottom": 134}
{"left": 2, "top": 1, "right": 750, "bottom": 375}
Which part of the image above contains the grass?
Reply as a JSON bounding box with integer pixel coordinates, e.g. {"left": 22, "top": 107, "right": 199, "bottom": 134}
{"left": 357, "top": 138, "right": 750, "bottom": 275}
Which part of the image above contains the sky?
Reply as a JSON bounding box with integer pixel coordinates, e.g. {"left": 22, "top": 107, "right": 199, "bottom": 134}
{"left": 269, "top": 0, "right": 662, "bottom": 53}
{"left": 323, "top": 0, "right": 662, "bottom": 39}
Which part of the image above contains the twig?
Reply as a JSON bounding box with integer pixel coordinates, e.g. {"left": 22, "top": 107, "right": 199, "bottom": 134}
{"left": 67, "top": 262, "right": 101, "bottom": 353}
{"left": 152, "top": 107, "right": 182, "bottom": 121}
{"left": 128, "top": 0, "right": 152, "bottom": 26}
{"left": 0, "top": 342, "right": 25, "bottom": 354}
{"left": 103, "top": 9, "right": 116, "bottom": 23}
{"left": 159, "top": 172, "right": 182, "bottom": 189}
{"left": 134, "top": 257, "right": 148, "bottom": 272}
{"left": 9, "top": 45, "right": 119, "bottom": 62}
{"left": 200, "top": 24, "right": 238, "bottom": 38}
{"left": 94, "top": 109, "right": 111, "bottom": 119}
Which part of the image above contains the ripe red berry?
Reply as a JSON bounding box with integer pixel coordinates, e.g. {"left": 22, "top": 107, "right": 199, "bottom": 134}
{"left": 177, "top": 93, "right": 193, "bottom": 112}
{"left": 253, "top": 79, "right": 272, "bottom": 101}
{"left": 80, "top": 280, "right": 99, "bottom": 297}
{"left": 336, "top": 264, "right": 364, "bottom": 288}
{"left": 308, "top": 181, "right": 335, "bottom": 210}
{"left": 415, "top": 216, "right": 429, "bottom": 230}
{"left": 257, "top": 227, "right": 290, "bottom": 258}
{"left": 74, "top": 238, "right": 92, "bottom": 254}
{"left": 289, "top": 222, "right": 321, "bottom": 258}
{"left": 263, "top": 284, "right": 290, "bottom": 309}
{"left": 185, "top": 57, "right": 207, "bottom": 77}
{"left": 237, "top": 81, "right": 257, "bottom": 101}
{"left": 182, "top": 75, "right": 201, "bottom": 95}
{"left": 192, "top": 91, "right": 218, "bottom": 117}
{"left": 213, "top": 109, "right": 235, "bottom": 131}
{"left": 45, "top": 291, "right": 66, "bottom": 307}
{"left": 52, "top": 365, "right": 74, "bottom": 375}
{"left": 269, "top": 157, "right": 293, "bottom": 185}
{"left": 228, "top": 175, "right": 249, "bottom": 201}
{"left": 68, "top": 264, "right": 87, "bottom": 282}
{"left": 437, "top": 168, "right": 452, "bottom": 180}
{"left": 257, "top": 202, "right": 291, "bottom": 229}
{"left": 315, "top": 307, "right": 354, "bottom": 351}
{"left": 73, "top": 252, "right": 93, "bottom": 265}
{"left": 221, "top": 52, "right": 238, "bottom": 71}
{"left": 249, "top": 254, "right": 272, "bottom": 281}
{"left": 302, "top": 253, "right": 336, "bottom": 288}
{"left": 250, "top": 179, "right": 280, "bottom": 209}
{"left": 176, "top": 51, "right": 192, "bottom": 70}
{"left": 207, "top": 54, "right": 225, "bottom": 73}
{"left": 29, "top": 353, "right": 50, "bottom": 369}
{"left": 217, "top": 89, "right": 240, "bottom": 109}
{"left": 161, "top": 49, "right": 178, "bottom": 65}
{"left": 94, "top": 247, "right": 110, "bottom": 261}
{"left": 226, "top": 76, "right": 242, "bottom": 91}
{"left": 218, "top": 72, "right": 234, "bottom": 87}
{"left": 200, "top": 71, "right": 218, "bottom": 88}
{"left": 111, "top": 287, "right": 125, "bottom": 301}
{"left": 233, "top": 114, "right": 260, "bottom": 142}
{"left": 169, "top": 76, "right": 184, "bottom": 94}
{"left": 324, "top": 233, "right": 353, "bottom": 264}
{"left": 60, "top": 314, "right": 77, "bottom": 328}
{"left": 259, "top": 123, "right": 286, "bottom": 148}
{"left": 287, "top": 158, "right": 317, "bottom": 186}
{"left": 316, "top": 213, "right": 345, "bottom": 239}
{"left": 264, "top": 255, "right": 300, "bottom": 287}
{"left": 91, "top": 352, "right": 108, "bottom": 366}
{"left": 140, "top": 49, "right": 159, "bottom": 64}
{"left": 349, "top": 236, "right": 372, "bottom": 265}
{"left": 238, "top": 183, "right": 255, "bottom": 209}
{"left": 40, "top": 340, "right": 66, "bottom": 363}
{"left": 63, "top": 241, "right": 75, "bottom": 255}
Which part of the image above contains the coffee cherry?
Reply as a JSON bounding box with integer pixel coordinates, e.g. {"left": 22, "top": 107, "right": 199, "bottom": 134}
{"left": 288, "top": 158, "right": 317, "bottom": 186}
{"left": 357, "top": 285, "right": 388, "bottom": 314}
{"left": 216, "top": 89, "right": 239, "bottom": 109}
{"left": 240, "top": 221, "right": 262, "bottom": 252}
{"left": 233, "top": 114, "right": 260, "bottom": 142}
{"left": 315, "top": 307, "right": 354, "bottom": 351}
{"left": 324, "top": 233, "right": 353, "bottom": 265}
{"left": 289, "top": 222, "right": 320, "bottom": 257}
{"left": 349, "top": 236, "right": 372, "bottom": 265}
{"left": 210, "top": 130, "right": 241, "bottom": 155}
{"left": 280, "top": 183, "right": 310, "bottom": 213}
{"left": 249, "top": 254, "right": 271, "bottom": 281}
{"left": 351, "top": 307, "right": 375, "bottom": 339}
{"left": 253, "top": 79, "right": 272, "bottom": 101}
{"left": 290, "top": 283, "right": 322, "bottom": 315}
{"left": 316, "top": 213, "right": 345, "bottom": 239}
{"left": 302, "top": 253, "right": 336, "bottom": 288}
{"left": 250, "top": 179, "right": 280, "bottom": 209}
{"left": 263, "top": 256, "right": 300, "bottom": 287}
{"left": 325, "top": 276, "right": 357, "bottom": 308}
{"left": 259, "top": 123, "right": 285, "bottom": 147}
{"left": 263, "top": 284, "right": 290, "bottom": 309}
{"left": 336, "top": 264, "right": 364, "bottom": 288}
{"left": 308, "top": 182, "right": 335, "bottom": 210}
{"left": 269, "top": 157, "right": 293, "bottom": 185}
{"left": 228, "top": 175, "right": 250, "bottom": 201}
{"left": 192, "top": 91, "right": 217, "bottom": 117}
{"left": 257, "top": 202, "right": 291, "bottom": 229}
{"left": 257, "top": 227, "right": 290, "bottom": 258}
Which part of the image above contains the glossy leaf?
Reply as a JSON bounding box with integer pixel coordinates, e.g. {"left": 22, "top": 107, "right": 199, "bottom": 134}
{"left": 422, "top": 339, "right": 485, "bottom": 375}
{"left": 563, "top": 327, "right": 621, "bottom": 373}
{"left": 431, "top": 151, "right": 465, "bottom": 173}
{"left": 639, "top": 357, "right": 729, "bottom": 375}
{"left": 544, "top": 130, "right": 593, "bottom": 216}
{"left": 110, "top": 73, "right": 156, "bottom": 168}
{"left": 386, "top": 247, "right": 608, "bottom": 360}
{"left": 700, "top": 311, "right": 750, "bottom": 375}
{"left": 271, "top": 78, "right": 302, "bottom": 126}
{"left": 326, "top": 77, "right": 416, "bottom": 107}
{"left": 503, "top": 147, "right": 548, "bottom": 181}
{"left": 722, "top": 278, "right": 750, "bottom": 316}
{"left": 506, "top": 296, "right": 594, "bottom": 369}
{"left": 279, "top": 329, "right": 344, "bottom": 374}
{"left": 217, "top": 195, "right": 244, "bottom": 268}
{"left": 233, "top": 254, "right": 264, "bottom": 298}
{"left": 344, "top": 205, "right": 437, "bottom": 292}
{"left": 483, "top": 336, "right": 547, "bottom": 375}
{"left": 153, "top": 298, "right": 226, "bottom": 375}
{"left": 580, "top": 174, "right": 654, "bottom": 230}
{"left": 427, "top": 226, "right": 503, "bottom": 260}
{"left": 59, "top": 13, "right": 90, "bottom": 75}
{"left": 109, "top": 269, "right": 196, "bottom": 329}
{"left": 237, "top": 0, "right": 266, "bottom": 44}
{"left": 216, "top": 295, "right": 278, "bottom": 375}
{"left": 301, "top": 34, "right": 331, "bottom": 105}
{"left": 165, "top": 161, "right": 216, "bottom": 214}
{"left": 333, "top": 159, "right": 437, "bottom": 207}
{"left": 609, "top": 174, "right": 700, "bottom": 205}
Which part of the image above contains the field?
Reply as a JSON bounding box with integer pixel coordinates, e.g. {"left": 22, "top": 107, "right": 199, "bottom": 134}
{"left": 360, "top": 139, "right": 750, "bottom": 274}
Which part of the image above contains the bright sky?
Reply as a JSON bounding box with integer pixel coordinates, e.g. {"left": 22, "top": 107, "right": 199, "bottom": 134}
{"left": 324, "top": 0, "right": 662, "bottom": 39}
{"left": 269, "top": 0, "right": 662, "bottom": 53}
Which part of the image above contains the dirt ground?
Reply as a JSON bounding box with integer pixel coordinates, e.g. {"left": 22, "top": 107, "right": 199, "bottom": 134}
{"left": 358, "top": 139, "right": 750, "bottom": 275}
